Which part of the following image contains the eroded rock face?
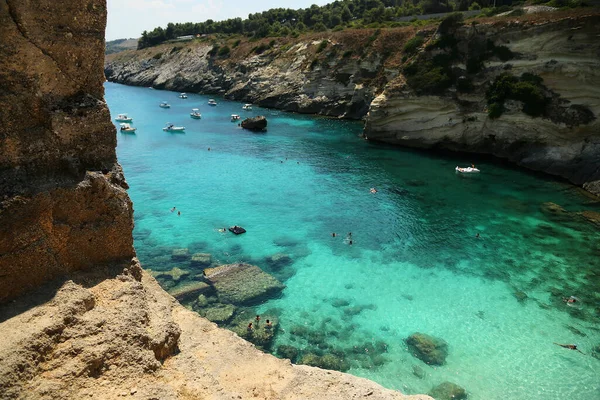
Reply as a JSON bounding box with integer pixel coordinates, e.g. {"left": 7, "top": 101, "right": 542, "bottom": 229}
{"left": 365, "top": 15, "right": 600, "bottom": 195}
{"left": 0, "top": 0, "right": 135, "bottom": 303}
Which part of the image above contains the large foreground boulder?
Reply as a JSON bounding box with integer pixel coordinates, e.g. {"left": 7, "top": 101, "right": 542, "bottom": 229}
{"left": 203, "top": 263, "right": 284, "bottom": 305}
{"left": 241, "top": 116, "right": 267, "bottom": 131}
{"left": 405, "top": 332, "right": 449, "bottom": 366}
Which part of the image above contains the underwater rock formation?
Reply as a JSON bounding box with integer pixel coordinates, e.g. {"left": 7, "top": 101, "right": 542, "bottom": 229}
{"left": 203, "top": 263, "right": 285, "bottom": 305}
{"left": 405, "top": 332, "right": 449, "bottom": 366}
{"left": 428, "top": 381, "right": 468, "bottom": 400}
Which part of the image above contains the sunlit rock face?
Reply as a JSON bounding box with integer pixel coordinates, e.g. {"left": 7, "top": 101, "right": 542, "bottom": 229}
{"left": 0, "top": 0, "right": 134, "bottom": 303}
{"left": 365, "top": 15, "right": 600, "bottom": 195}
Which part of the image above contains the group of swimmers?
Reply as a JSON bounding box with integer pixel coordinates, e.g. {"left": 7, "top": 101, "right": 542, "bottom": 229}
{"left": 331, "top": 232, "right": 353, "bottom": 245}
{"left": 170, "top": 207, "right": 181, "bottom": 216}
{"left": 247, "top": 315, "right": 273, "bottom": 331}
{"left": 553, "top": 296, "right": 584, "bottom": 353}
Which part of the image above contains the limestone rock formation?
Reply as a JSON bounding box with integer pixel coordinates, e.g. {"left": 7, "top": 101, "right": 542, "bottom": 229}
{"left": 0, "top": 0, "right": 133, "bottom": 302}
{"left": 364, "top": 14, "right": 600, "bottom": 196}
{"left": 405, "top": 332, "right": 449, "bottom": 366}
{"left": 241, "top": 115, "right": 268, "bottom": 131}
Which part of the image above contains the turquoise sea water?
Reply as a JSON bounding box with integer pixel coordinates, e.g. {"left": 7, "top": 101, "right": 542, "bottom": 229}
{"left": 105, "top": 82, "right": 600, "bottom": 400}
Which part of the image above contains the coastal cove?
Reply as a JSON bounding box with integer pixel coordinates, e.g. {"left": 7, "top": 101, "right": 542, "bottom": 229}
{"left": 106, "top": 82, "right": 600, "bottom": 400}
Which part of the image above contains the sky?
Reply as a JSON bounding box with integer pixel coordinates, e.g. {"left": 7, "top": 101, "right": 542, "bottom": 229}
{"left": 106, "top": 0, "right": 330, "bottom": 41}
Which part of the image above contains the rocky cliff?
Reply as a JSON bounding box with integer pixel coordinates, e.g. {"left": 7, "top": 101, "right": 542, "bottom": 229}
{"left": 0, "top": 1, "right": 429, "bottom": 399}
{"left": 104, "top": 10, "right": 600, "bottom": 195}
{"left": 104, "top": 29, "right": 415, "bottom": 119}
{"left": 365, "top": 12, "right": 600, "bottom": 196}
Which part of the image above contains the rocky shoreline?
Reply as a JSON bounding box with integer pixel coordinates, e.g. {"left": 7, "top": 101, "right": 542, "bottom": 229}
{"left": 105, "top": 11, "right": 600, "bottom": 196}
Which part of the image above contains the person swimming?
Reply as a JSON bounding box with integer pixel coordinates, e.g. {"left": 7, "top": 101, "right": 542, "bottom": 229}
{"left": 370, "top": 188, "right": 377, "bottom": 194}
{"left": 563, "top": 296, "right": 579, "bottom": 305}
{"left": 554, "top": 343, "right": 585, "bottom": 354}
{"left": 265, "top": 319, "right": 272, "bottom": 329}
{"left": 170, "top": 207, "right": 176, "bottom": 212}
{"left": 218, "top": 227, "right": 227, "bottom": 233}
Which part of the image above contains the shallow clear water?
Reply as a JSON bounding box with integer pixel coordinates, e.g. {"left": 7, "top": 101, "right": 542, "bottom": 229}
{"left": 106, "top": 82, "right": 600, "bottom": 400}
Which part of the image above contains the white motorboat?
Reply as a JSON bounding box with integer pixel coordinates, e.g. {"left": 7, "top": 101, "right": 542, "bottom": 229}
{"left": 179, "top": 93, "right": 188, "bottom": 99}
{"left": 242, "top": 104, "right": 252, "bottom": 110}
{"left": 115, "top": 113, "right": 133, "bottom": 122}
{"left": 119, "top": 123, "right": 137, "bottom": 133}
{"left": 163, "top": 123, "right": 185, "bottom": 132}
{"left": 159, "top": 101, "right": 171, "bottom": 108}
{"left": 455, "top": 166, "right": 480, "bottom": 173}
{"left": 190, "top": 108, "right": 202, "bottom": 119}
{"left": 208, "top": 99, "right": 217, "bottom": 106}
{"left": 231, "top": 114, "right": 241, "bottom": 122}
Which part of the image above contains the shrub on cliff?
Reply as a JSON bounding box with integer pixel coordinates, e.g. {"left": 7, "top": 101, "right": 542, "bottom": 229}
{"left": 218, "top": 46, "right": 231, "bottom": 56}
{"left": 486, "top": 73, "right": 549, "bottom": 119}
{"left": 404, "top": 60, "right": 452, "bottom": 95}
{"left": 403, "top": 36, "right": 424, "bottom": 56}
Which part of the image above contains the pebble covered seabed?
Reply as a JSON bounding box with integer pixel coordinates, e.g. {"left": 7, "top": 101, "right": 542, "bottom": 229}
{"left": 106, "top": 82, "right": 600, "bottom": 400}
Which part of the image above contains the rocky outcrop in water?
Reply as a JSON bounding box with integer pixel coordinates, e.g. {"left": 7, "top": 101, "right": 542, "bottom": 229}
{"left": 241, "top": 115, "right": 268, "bottom": 131}
{"left": 0, "top": 2, "right": 431, "bottom": 399}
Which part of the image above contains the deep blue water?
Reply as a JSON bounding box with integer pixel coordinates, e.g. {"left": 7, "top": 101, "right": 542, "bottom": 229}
{"left": 106, "top": 82, "right": 600, "bottom": 400}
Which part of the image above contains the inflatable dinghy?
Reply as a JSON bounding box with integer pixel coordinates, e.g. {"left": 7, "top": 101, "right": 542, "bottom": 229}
{"left": 229, "top": 226, "right": 246, "bottom": 235}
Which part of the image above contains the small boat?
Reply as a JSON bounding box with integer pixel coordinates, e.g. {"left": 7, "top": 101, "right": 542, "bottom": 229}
{"left": 455, "top": 166, "right": 480, "bottom": 173}
{"left": 159, "top": 101, "right": 171, "bottom": 108}
{"left": 242, "top": 104, "right": 253, "bottom": 110}
{"left": 115, "top": 113, "right": 133, "bottom": 122}
{"left": 208, "top": 99, "right": 217, "bottom": 106}
{"left": 229, "top": 226, "right": 246, "bottom": 235}
{"left": 231, "top": 114, "right": 241, "bottom": 122}
{"left": 119, "top": 123, "right": 137, "bottom": 133}
{"left": 190, "top": 108, "right": 202, "bottom": 119}
{"left": 163, "top": 123, "right": 185, "bottom": 132}
{"left": 179, "top": 93, "right": 188, "bottom": 99}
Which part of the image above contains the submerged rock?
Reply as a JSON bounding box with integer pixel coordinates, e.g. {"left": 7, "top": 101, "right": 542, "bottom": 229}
{"left": 405, "top": 332, "right": 449, "bottom": 366}
{"left": 428, "top": 381, "right": 468, "bottom": 400}
{"left": 203, "top": 304, "right": 236, "bottom": 324}
{"left": 412, "top": 365, "right": 425, "bottom": 379}
{"left": 168, "top": 281, "right": 212, "bottom": 301}
{"left": 230, "top": 314, "right": 279, "bottom": 350}
{"left": 152, "top": 267, "right": 190, "bottom": 282}
{"left": 241, "top": 116, "right": 267, "bottom": 131}
{"left": 203, "top": 263, "right": 285, "bottom": 305}
{"left": 276, "top": 345, "right": 300, "bottom": 362}
{"left": 171, "top": 248, "right": 191, "bottom": 261}
{"left": 265, "top": 253, "right": 292, "bottom": 270}
{"left": 579, "top": 210, "right": 600, "bottom": 227}
{"left": 299, "top": 352, "right": 350, "bottom": 372}
{"left": 190, "top": 253, "right": 212, "bottom": 267}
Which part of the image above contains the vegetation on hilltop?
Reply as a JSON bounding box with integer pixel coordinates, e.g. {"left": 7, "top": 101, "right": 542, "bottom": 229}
{"left": 137, "top": 0, "right": 589, "bottom": 49}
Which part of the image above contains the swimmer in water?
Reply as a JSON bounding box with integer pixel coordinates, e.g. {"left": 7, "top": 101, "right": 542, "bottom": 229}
{"left": 563, "top": 296, "right": 579, "bottom": 305}
{"left": 370, "top": 188, "right": 377, "bottom": 194}
{"left": 553, "top": 343, "right": 585, "bottom": 354}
